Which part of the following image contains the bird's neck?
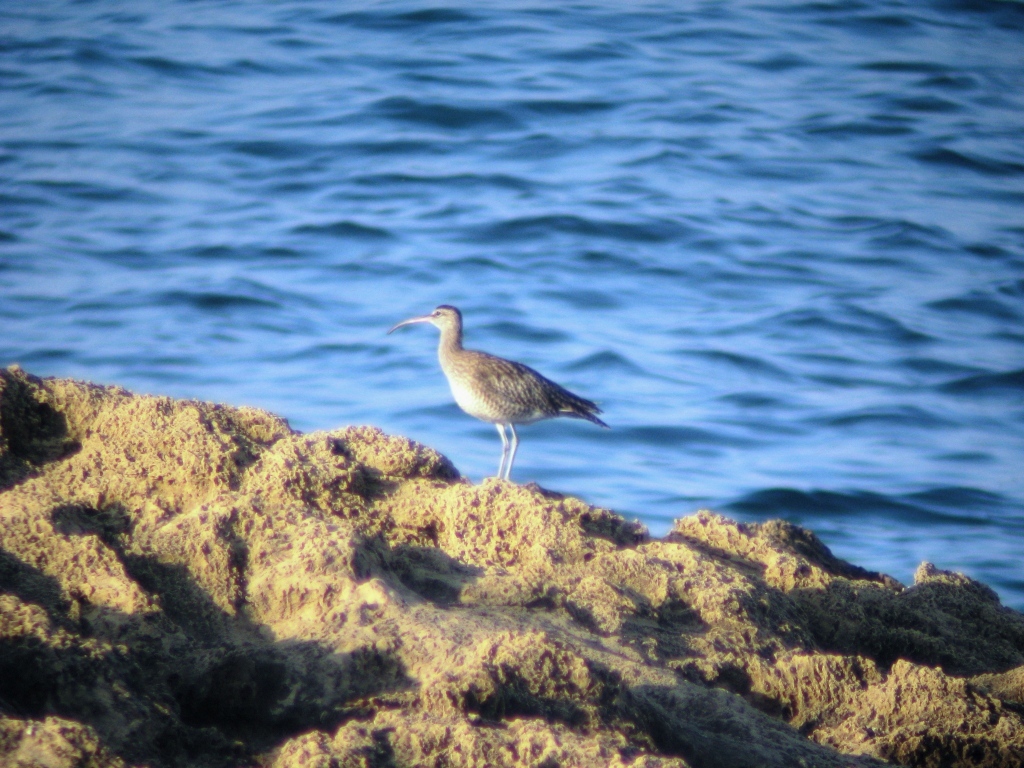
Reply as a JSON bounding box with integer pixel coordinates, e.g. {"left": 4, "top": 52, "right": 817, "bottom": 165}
{"left": 437, "top": 323, "right": 464, "bottom": 364}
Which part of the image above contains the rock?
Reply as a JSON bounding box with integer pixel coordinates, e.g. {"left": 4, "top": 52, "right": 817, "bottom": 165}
{"left": 2, "top": 366, "right": 1023, "bottom": 767}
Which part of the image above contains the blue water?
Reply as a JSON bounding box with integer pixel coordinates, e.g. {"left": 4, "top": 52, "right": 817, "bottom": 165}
{"left": 2, "top": 1, "right": 1023, "bottom": 608}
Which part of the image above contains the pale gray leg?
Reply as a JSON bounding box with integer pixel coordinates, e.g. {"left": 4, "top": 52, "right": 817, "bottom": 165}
{"left": 495, "top": 423, "right": 509, "bottom": 479}
{"left": 504, "top": 424, "right": 519, "bottom": 481}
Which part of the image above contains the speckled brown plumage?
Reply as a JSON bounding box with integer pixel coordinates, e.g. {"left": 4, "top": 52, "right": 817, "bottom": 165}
{"left": 389, "top": 305, "right": 608, "bottom": 480}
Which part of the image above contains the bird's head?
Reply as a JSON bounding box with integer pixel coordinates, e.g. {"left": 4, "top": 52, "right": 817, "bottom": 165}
{"left": 388, "top": 304, "right": 463, "bottom": 335}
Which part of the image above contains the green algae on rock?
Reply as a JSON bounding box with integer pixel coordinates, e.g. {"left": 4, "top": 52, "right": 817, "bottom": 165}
{"left": 2, "top": 365, "right": 1023, "bottom": 768}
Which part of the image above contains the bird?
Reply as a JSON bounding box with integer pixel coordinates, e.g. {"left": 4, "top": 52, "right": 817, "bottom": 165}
{"left": 388, "top": 305, "right": 608, "bottom": 481}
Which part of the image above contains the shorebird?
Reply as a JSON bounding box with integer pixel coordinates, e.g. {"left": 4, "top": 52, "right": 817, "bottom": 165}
{"left": 388, "top": 305, "right": 608, "bottom": 481}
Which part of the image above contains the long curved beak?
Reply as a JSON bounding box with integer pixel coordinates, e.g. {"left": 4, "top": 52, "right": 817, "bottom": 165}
{"left": 387, "top": 314, "right": 434, "bottom": 334}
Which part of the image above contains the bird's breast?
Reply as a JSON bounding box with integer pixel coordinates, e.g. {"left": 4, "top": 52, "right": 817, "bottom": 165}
{"left": 439, "top": 348, "right": 557, "bottom": 424}
{"left": 447, "top": 375, "right": 502, "bottom": 422}
{"left": 444, "top": 371, "right": 547, "bottom": 425}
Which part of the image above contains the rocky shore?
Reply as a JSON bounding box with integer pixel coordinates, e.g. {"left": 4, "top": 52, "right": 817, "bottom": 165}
{"left": 1, "top": 365, "right": 1023, "bottom": 767}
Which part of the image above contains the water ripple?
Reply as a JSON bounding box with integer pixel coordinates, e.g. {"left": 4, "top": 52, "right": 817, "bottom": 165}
{"left": 158, "top": 291, "right": 281, "bottom": 312}
{"left": 928, "top": 293, "right": 1021, "bottom": 322}
{"left": 472, "top": 214, "right": 687, "bottom": 243}
{"left": 292, "top": 221, "right": 394, "bottom": 240}
{"left": 914, "top": 147, "right": 1024, "bottom": 177}
{"left": 728, "top": 488, "right": 996, "bottom": 527}
{"left": 324, "top": 8, "right": 479, "bottom": 30}
{"left": 564, "top": 351, "right": 648, "bottom": 376}
{"left": 941, "top": 368, "right": 1024, "bottom": 395}
{"left": 682, "top": 350, "right": 792, "bottom": 380}
{"left": 814, "top": 405, "right": 953, "bottom": 430}
{"left": 371, "top": 96, "right": 519, "bottom": 130}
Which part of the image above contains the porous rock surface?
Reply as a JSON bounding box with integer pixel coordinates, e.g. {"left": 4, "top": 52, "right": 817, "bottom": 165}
{"left": 1, "top": 365, "right": 1023, "bottom": 768}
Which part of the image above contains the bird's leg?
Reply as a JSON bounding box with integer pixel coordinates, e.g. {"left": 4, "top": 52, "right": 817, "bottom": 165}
{"left": 495, "top": 423, "right": 509, "bottom": 479}
{"left": 504, "top": 424, "right": 519, "bottom": 481}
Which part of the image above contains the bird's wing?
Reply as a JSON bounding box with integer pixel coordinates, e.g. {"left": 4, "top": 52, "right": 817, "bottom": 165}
{"left": 470, "top": 351, "right": 601, "bottom": 417}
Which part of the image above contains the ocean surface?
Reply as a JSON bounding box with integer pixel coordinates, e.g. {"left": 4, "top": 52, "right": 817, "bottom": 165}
{"left": 2, "top": 1, "right": 1022, "bottom": 607}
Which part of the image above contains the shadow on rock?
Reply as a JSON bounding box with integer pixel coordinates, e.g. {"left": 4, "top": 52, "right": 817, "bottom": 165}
{"left": 378, "top": 540, "right": 484, "bottom": 606}
{"left": 0, "top": 541, "right": 412, "bottom": 767}
{"left": 0, "top": 368, "right": 80, "bottom": 490}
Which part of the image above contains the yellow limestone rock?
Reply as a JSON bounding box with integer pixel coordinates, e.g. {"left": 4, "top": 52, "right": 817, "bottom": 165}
{"left": 2, "top": 366, "right": 1023, "bottom": 767}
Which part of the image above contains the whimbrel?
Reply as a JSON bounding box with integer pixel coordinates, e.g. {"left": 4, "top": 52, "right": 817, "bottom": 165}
{"left": 388, "top": 305, "right": 608, "bottom": 481}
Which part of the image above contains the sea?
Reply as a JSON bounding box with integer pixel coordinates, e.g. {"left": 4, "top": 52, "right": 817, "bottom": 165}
{"left": 2, "top": 1, "right": 1022, "bottom": 608}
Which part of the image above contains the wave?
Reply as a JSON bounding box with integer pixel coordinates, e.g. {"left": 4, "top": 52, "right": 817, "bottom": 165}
{"left": 175, "top": 245, "right": 304, "bottom": 261}
{"left": 472, "top": 215, "right": 687, "bottom": 244}
{"left": 741, "top": 53, "right": 809, "bottom": 72}
{"left": 292, "top": 221, "right": 393, "bottom": 240}
{"left": 371, "top": 96, "right": 518, "bottom": 130}
{"left": 623, "top": 425, "right": 758, "bottom": 449}
{"left": 512, "top": 99, "right": 614, "bottom": 116}
{"left": 131, "top": 56, "right": 222, "bottom": 79}
{"left": 804, "top": 119, "right": 914, "bottom": 137}
{"left": 998, "top": 279, "right": 1024, "bottom": 299}
{"left": 158, "top": 291, "right": 281, "bottom": 312}
{"left": 323, "top": 8, "right": 479, "bottom": 29}
{"left": 941, "top": 368, "right": 1024, "bottom": 395}
{"left": 812, "top": 405, "right": 952, "bottom": 429}
{"left": 891, "top": 95, "right": 960, "bottom": 113}
{"left": 913, "top": 147, "right": 1024, "bottom": 177}
{"left": 816, "top": 12, "right": 918, "bottom": 33}
{"left": 17, "top": 348, "right": 75, "bottom": 363}
{"left": 30, "top": 179, "right": 162, "bottom": 204}
{"left": 727, "top": 487, "right": 1005, "bottom": 526}
{"left": 756, "top": 305, "right": 932, "bottom": 345}
{"left": 345, "top": 139, "right": 436, "bottom": 156}
{"left": 859, "top": 60, "right": 945, "bottom": 73}
{"left": 539, "top": 288, "right": 620, "bottom": 310}
{"left": 225, "top": 140, "right": 319, "bottom": 159}
{"left": 927, "top": 293, "right": 1021, "bottom": 322}
{"left": 563, "top": 351, "right": 647, "bottom": 376}
{"left": 681, "top": 349, "right": 791, "bottom": 380}
{"left": 483, "top": 321, "right": 569, "bottom": 343}
{"left": 918, "top": 73, "right": 976, "bottom": 91}
{"left": 351, "top": 172, "right": 535, "bottom": 191}
{"left": 898, "top": 357, "right": 982, "bottom": 377}
{"left": 718, "top": 392, "right": 788, "bottom": 409}
{"left": 544, "top": 41, "right": 635, "bottom": 62}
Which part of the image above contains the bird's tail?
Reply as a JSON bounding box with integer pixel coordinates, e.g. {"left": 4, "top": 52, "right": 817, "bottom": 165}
{"left": 557, "top": 391, "right": 609, "bottom": 428}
